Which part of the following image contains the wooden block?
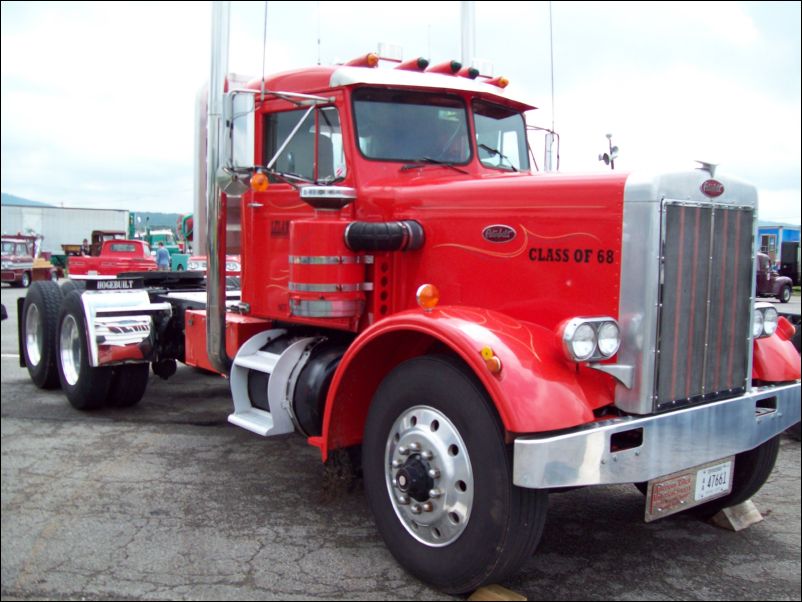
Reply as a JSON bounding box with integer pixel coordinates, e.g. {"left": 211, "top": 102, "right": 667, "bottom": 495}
{"left": 468, "top": 584, "right": 527, "bottom": 601}
{"left": 710, "top": 499, "right": 764, "bottom": 531}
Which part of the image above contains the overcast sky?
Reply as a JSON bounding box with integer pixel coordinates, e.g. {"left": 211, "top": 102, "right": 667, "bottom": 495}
{"left": 1, "top": 1, "right": 800, "bottom": 223}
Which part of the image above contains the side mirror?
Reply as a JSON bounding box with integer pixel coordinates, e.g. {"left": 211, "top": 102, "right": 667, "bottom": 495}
{"left": 224, "top": 91, "right": 255, "bottom": 171}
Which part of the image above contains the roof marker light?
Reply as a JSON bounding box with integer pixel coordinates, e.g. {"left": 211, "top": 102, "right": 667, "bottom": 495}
{"left": 345, "top": 53, "right": 379, "bottom": 68}
{"left": 486, "top": 76, "right": 509, "bottom": 88}
{"left": 457, "top": 66, "right": 480, "bottom": 79}
{"left": 426, "top": 60, "right": 462, "bottom": 75}
{"left": 396, "top": 57, "right": 429, "bottom": 71}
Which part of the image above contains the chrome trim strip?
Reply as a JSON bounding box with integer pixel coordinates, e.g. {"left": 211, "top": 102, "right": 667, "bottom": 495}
{"left": 289, "top": 282, "right": 371, "bottom": 293}
{"left": 289, "top": 298, "right": 364, "bottom": 318}
{"left": 513, "top": 382, "right": 800, "bottom": 489}
{"left": 289, "top": 255, "right": 374, "bottom": 265}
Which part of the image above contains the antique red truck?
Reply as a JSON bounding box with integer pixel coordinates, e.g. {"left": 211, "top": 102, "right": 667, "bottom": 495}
{"left": 756, "top": 252, "right": 794, "bottom": 303}
{"left": 2, "top": 234, "right": 36, "bottom": 287}
{"left": 17, "top": 50, "right": 801, "bottom": 594}
{"left": 66, "top": 239, "right": 157, "bottom": 277}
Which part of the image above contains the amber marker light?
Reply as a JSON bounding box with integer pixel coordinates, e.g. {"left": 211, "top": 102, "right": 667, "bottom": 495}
{"left": 481, "top": 346, "right": 503, "bottom": 375}
{"left": 487, "top": 76, "right": 509, "bottom": 88}
{"left": 250, "top": 170, "right": 269, "bottom": 192}
{"left": 416, "top": 283, "right": 440, "bottom": 312}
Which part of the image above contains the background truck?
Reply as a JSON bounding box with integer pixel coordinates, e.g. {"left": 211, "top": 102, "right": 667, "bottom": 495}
{"left": 66, "top": 238, "right": 157, "bottom": 276}
{"left": 17, "top": 43, "right": 801, "bottom": 595}
{"left": 756, "top": 252, "right": 794, "bottom": 303}
{"left": 758, "top": 222, "right": 801, "bottom": 285}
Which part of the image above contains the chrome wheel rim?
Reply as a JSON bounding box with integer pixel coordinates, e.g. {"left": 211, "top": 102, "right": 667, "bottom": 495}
{"left": 384, "top": 405, "right": 474, "bottom": 547}
{"left": 24, "top": 304, "right": 42, "bottom": 367}
{"left": 60, "top": 315, "right": 81, "bottom": 386}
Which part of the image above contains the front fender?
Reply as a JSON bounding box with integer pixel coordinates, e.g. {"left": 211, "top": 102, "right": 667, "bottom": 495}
{"left": 753, "top": 330, "right": 801, "bottom": 382}
{"left": 311, "top": 306, "right": 614, "bottom": 460}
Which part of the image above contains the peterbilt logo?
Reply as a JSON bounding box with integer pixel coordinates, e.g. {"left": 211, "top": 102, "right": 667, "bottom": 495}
{"left": 482, "top": 225, "right": 517, "bottom": 243}
{"left": 700, "top": 179, "right": 725, "bottom": 198}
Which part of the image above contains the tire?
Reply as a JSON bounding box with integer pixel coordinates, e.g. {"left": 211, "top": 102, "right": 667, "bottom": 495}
{"left": 362, "top": 355, "right": 548, "bottom": 594}
{"left": 689, "top": 436, "right": 781, "bottom": 518}
{"left": 60, "top": 279, "right": 86, "bottom": 297}
{"left": 56, "top": 290, "right": 113, "bottom": 410}
{"left": 107, "top": 363, "right": 150, "bottom": 407}
{"left": 778, "top": 285, "right": 792, "bottom": 303}
{"left": 21, "top": 281, "right": 64, "bottom": 389}
{"left": 20, "top": 272, "right": 31, "bottom": 288}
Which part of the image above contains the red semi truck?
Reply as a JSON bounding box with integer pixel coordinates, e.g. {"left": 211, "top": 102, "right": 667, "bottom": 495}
{"left": 17, "top": 52, "right": 801, "bottom": 593}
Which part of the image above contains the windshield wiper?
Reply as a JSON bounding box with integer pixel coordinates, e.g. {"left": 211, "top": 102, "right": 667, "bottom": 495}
{"left": 478, "top": 144, "right": 518, "bottom": 172}
{"left": 400, "top": 157, "right": 469, "bottom": 174}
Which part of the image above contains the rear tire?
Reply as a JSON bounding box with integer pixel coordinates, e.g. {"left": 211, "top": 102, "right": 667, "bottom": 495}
{"left": 363, "top": 355, "right": 548, "bottom": 594}
{"left": 57, "top": 291, "right": 113, "bottom": 410}
{"left": 107, "top": 364, "right": 150, "bottom": 407}
{"left": 22, "top": 281, "right": 63, "bottom": 389}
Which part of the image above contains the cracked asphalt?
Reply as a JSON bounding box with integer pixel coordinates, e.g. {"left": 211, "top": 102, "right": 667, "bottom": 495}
{"left": 2, "top": 285, "right": 800, "bottom": 600}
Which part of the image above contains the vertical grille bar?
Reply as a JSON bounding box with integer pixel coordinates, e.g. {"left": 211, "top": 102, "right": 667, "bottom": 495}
{"left": 656, "top": 203, "right": 752, "bottom": 410}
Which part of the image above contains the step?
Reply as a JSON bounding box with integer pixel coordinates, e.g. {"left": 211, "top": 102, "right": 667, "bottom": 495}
{"left": 232, "top": 350, "right": 280, "bottom": 374}
{"left": 228, "top": 408, "right": 275, "bottom": 436}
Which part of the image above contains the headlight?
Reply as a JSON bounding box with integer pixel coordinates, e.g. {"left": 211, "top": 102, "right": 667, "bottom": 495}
{"left": 597, "top": 321, "right": 621, "bottom": 357}
{"left": 753, "top": 303, "right": 779, "bottom": 338}
{"left": 188, "top": 260, "right": 207, "bottom": 271}
{"left": 752, "top": 309, "right": 764, "bottom": 338}
{"left": 561, "top": 317, "right": 621, "bottom": 362}
{"left": 762, "top": 306, "right": 778, "bottom": 336}
{"left": 225, "top": 261, "right": 241, "bottom": 272}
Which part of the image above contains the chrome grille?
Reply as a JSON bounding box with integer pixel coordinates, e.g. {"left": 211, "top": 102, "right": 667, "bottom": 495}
{"left": 656, "top": 203, "right": 753, "bottom": 410}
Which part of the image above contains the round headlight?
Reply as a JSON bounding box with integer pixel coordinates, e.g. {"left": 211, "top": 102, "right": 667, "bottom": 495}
{"left": 571, "top": 323, "right": 597, "bottom": 361}
{"left": 752, "top": 309, "right": 764, "bottom": 338}
{"left": 597, "top": 321, "right": 621, "bottom": 357}
{"left": 225, "top": 261, "right": 241, "bottom": 272}
{"left": 762, "top": 307, "right": 778, "bottom": 336}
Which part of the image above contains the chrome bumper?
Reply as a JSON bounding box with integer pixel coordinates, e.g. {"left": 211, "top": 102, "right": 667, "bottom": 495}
{"left": 513, "top": 383, "right": 800, "bottom": 489}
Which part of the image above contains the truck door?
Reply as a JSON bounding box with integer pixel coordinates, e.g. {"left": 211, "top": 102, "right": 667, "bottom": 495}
{"left": 243, "top": 95, "right": 348, "bottom": 320}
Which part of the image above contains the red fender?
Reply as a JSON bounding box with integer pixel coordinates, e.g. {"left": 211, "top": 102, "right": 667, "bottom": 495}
{"left": 308, "top": 306, "right": 615, "bottom": 460}
{"left": 752, "top": 318, "right": 801, "bottom": 382}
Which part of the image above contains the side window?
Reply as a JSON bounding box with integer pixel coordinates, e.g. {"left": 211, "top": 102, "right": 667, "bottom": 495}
{"left": 473, "top": 100, "right": 530, "bottom": 171}
{"left": 263, "top": 107, "right": 346, "bottom": 183}
{"left": 17, "top": 243, "right": 29, "bottom": 256}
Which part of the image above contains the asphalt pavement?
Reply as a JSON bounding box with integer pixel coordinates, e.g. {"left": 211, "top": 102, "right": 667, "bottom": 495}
{"left": 1, "top": 284, "right": 800, "bottom": 600}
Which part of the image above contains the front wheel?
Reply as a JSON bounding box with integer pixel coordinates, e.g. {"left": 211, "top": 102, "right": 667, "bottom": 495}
{"left": 363, "top": 355, "right": 548, "bottom": 594}
{"left": 778, "top": 285, "right": 792, "bottom": 303}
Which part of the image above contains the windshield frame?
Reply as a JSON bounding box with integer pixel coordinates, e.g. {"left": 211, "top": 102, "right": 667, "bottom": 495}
{"left": 351, "top": 87, "right": 473, "bottom": 166}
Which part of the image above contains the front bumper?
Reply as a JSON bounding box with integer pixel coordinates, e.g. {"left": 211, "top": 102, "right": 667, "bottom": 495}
{"left": 513, "top": 382, "right": 800, "bottom": 489}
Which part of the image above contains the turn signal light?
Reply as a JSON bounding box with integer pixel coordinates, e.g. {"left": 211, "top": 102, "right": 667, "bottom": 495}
{"left": 481, "top": 346, "right": 502, "bottom": 375}
{"left": 250, "top": 171, "right": 269, "bottom": 192}
{"left": 416, "top": 283, "right": 440, "bottom": 311}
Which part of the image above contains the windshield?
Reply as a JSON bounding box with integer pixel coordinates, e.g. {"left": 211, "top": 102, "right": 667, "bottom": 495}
{"left": 473, "top": 100, "right": 530, "bottom": 171}
{"left": 1, "top": 241, "right": 14, "bottom": 254}
{"left": 353, "top": 89, "right": 471, "bottom": 164}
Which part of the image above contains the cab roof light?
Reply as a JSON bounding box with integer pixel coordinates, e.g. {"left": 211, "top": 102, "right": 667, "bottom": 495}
{"left": 396, "top": 57, "right": 430, "bottom": 71}
{"left": 345, "top": 52, "right": 380, "bottom": 68}
{"left": 485, "top": 75, "right": 509, "bottom": 88}
{"left": 457, "top": 66, "right": 480, "bottom": 79}
{"left": 426, "top": 60, "right": 462, "bottom": 75}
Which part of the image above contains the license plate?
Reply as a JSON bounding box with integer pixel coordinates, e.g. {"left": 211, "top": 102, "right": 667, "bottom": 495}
{"left": 644, "top": 456, "right": 734, "bottom": 522}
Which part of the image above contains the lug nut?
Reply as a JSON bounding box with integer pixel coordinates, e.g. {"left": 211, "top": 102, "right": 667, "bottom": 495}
{"left": 398, "top": 445, "right": 410, "bottom": 456}
{"left": 422, "top": 502, "right": 433, "bottom": 512}
{"left": 392, "top": 459, "right": 403, "bottom": 468}
{"left": 428, "top": 488, "right": 443, "bottom": 499}
{"left": 428, "top": 468, "right": 440, "bottom": 479}
{"left": 421, "top": 450, "right": 433, "bottom": 460}
{"left": 411, "top": 504, "right": 422, "bottom": 515}
{"left": 409, "top": 442, "right": 421, "bottom": 452}
{"left": 397, "top": 494, "right": 410, "bottom": 505}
